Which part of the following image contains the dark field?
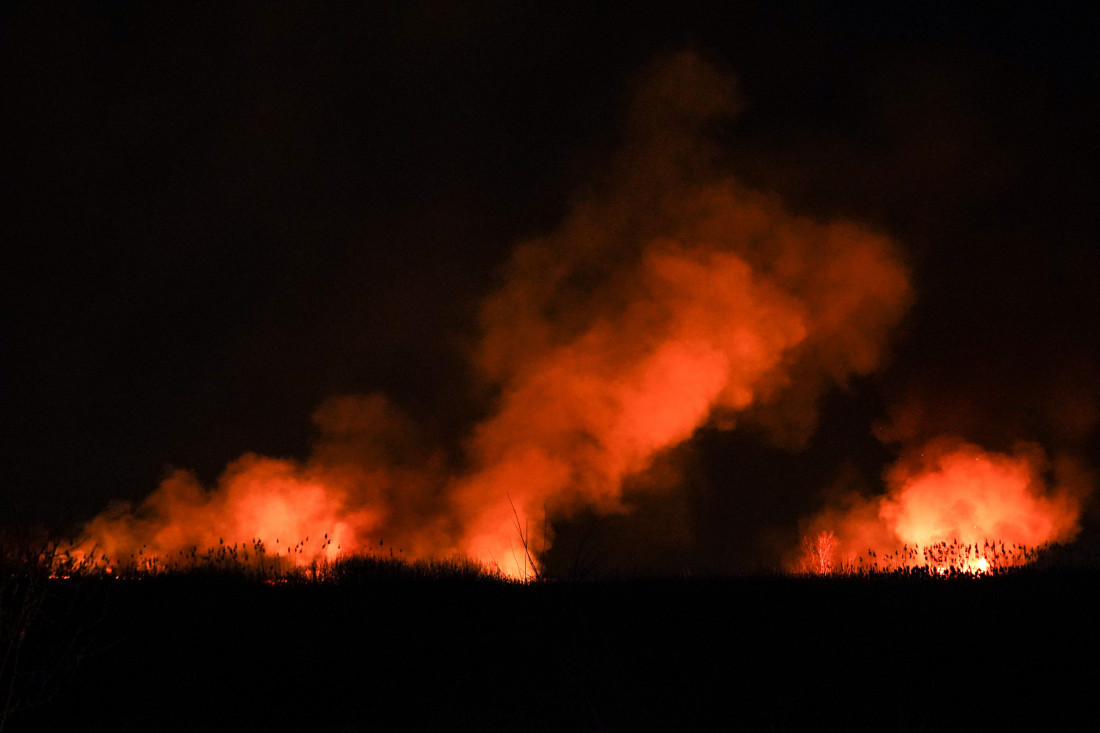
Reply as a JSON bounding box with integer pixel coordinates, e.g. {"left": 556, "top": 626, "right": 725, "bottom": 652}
{"left": 6, "top": 558, "right": 1099, "bottom": 732}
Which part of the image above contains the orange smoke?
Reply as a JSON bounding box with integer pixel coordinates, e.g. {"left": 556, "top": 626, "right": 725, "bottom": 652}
{"left": 76, "top": 457, "right": 362, "bottom": 570}
{"left": 68, "top": 50, "right": 912, "bottom": 578}
{"left": 69, "top": 394, "right": 447, "bottom": 572}
{"left": 797, "top": 438, "right": 1088, "bottom": 574}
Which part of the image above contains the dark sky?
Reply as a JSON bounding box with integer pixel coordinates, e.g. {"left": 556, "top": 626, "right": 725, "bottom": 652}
{"left": 4, "top": 2, "right": 1100, "bottom": 569}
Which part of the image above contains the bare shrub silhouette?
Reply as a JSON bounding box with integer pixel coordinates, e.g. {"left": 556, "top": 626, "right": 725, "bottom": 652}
{"left": 1, "top": 533, "right": 110, "bottom": 732}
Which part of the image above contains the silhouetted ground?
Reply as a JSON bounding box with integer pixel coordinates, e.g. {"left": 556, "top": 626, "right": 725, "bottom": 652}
{"left": 10, "top": 564, "right": 1100, "bottom": 732}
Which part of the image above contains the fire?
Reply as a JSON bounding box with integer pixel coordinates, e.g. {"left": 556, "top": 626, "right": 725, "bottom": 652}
{"left": 797, "top": 439, "right": 1087, "bottom": 574}
{"left": 65, "top": 51, "right": 913, "bottom": 579}
{"left": 67, "top": 455, "right": 373, "bottom": 572}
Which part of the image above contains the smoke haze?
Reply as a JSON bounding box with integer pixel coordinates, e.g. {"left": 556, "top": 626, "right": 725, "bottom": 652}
{"left": 72, "top": 51, "right": 914, "bottom": 576}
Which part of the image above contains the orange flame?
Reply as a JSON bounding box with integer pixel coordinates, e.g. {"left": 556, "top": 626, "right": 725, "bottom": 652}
{"left": 796, "top": 438, "right": 1088, "bottom": 574}
{"left": 66, "top": 51, "right": 913, "bottom": 578}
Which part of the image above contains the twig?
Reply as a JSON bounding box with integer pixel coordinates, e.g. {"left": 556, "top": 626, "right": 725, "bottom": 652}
{"left": 506, "top": 494, "right": 541, "bottom": 582}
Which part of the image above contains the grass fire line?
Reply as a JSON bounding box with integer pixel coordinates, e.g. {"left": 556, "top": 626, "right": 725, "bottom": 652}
{"left": 63, "top": 50, "right": 1088, "bottom": 580}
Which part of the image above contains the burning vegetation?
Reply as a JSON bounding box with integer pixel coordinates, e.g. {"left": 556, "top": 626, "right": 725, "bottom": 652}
{"left": 59, "top": 49, "right": 1091, "bottom": 580}
{"left": 796, "top": 439, "right": 1089, "bottom": 575}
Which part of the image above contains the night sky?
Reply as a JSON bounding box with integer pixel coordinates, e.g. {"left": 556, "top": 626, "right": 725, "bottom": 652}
{"left": 5, "top": 2, "right": 1100, "bottom": 572}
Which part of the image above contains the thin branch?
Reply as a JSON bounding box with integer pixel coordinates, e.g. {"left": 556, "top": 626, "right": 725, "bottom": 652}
{"left": 506, "top": 494, "right": 541, "bottom": 581}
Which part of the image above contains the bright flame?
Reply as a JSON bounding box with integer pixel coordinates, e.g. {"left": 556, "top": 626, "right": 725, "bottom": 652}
{"left": 67, "top": 455, "right": 375, "bottom": 571}
{"left": 796, "top": 438, "right": 1087, "bottom": 574}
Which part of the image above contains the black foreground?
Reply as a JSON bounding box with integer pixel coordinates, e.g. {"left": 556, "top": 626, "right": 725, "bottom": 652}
{"left": 9, "top": 566, "right": 1099, "bottom": 732}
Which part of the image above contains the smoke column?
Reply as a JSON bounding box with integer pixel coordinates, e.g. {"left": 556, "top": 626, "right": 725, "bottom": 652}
{"left": 71, "top": 50, "right": 912, "bottom": 577}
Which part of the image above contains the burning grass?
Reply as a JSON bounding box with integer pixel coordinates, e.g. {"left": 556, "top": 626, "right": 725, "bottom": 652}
{"left": 795, "top": 531, "right": 1072, "bottom": 576}
{"left": 51, "top": 534, "right": 1080, "bottom": 588}
{"left": 51, "top": 538, "right": 513, "bottom": 586}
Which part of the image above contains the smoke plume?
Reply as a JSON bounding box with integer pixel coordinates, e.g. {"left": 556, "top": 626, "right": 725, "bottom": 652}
{"left": 71, "top": 50, "right": 912, "bottom": 577}
{"left": 795, "top": 437, "right": 1089, "bottom": 573}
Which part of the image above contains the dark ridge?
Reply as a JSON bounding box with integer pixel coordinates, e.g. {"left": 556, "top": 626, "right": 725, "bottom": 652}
{"left": 5, "top": 543, "right": 1097, "bottom": 731}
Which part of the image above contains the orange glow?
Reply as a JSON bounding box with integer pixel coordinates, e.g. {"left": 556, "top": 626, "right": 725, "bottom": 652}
{"left": 796, "top": 439, "right": 1087, "bottom": 574}
{"left": 64, "top": 51, "right": 913, "bottom": 579}
{"left": 67, "top": 454, "right": 376, "bottom": 572}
